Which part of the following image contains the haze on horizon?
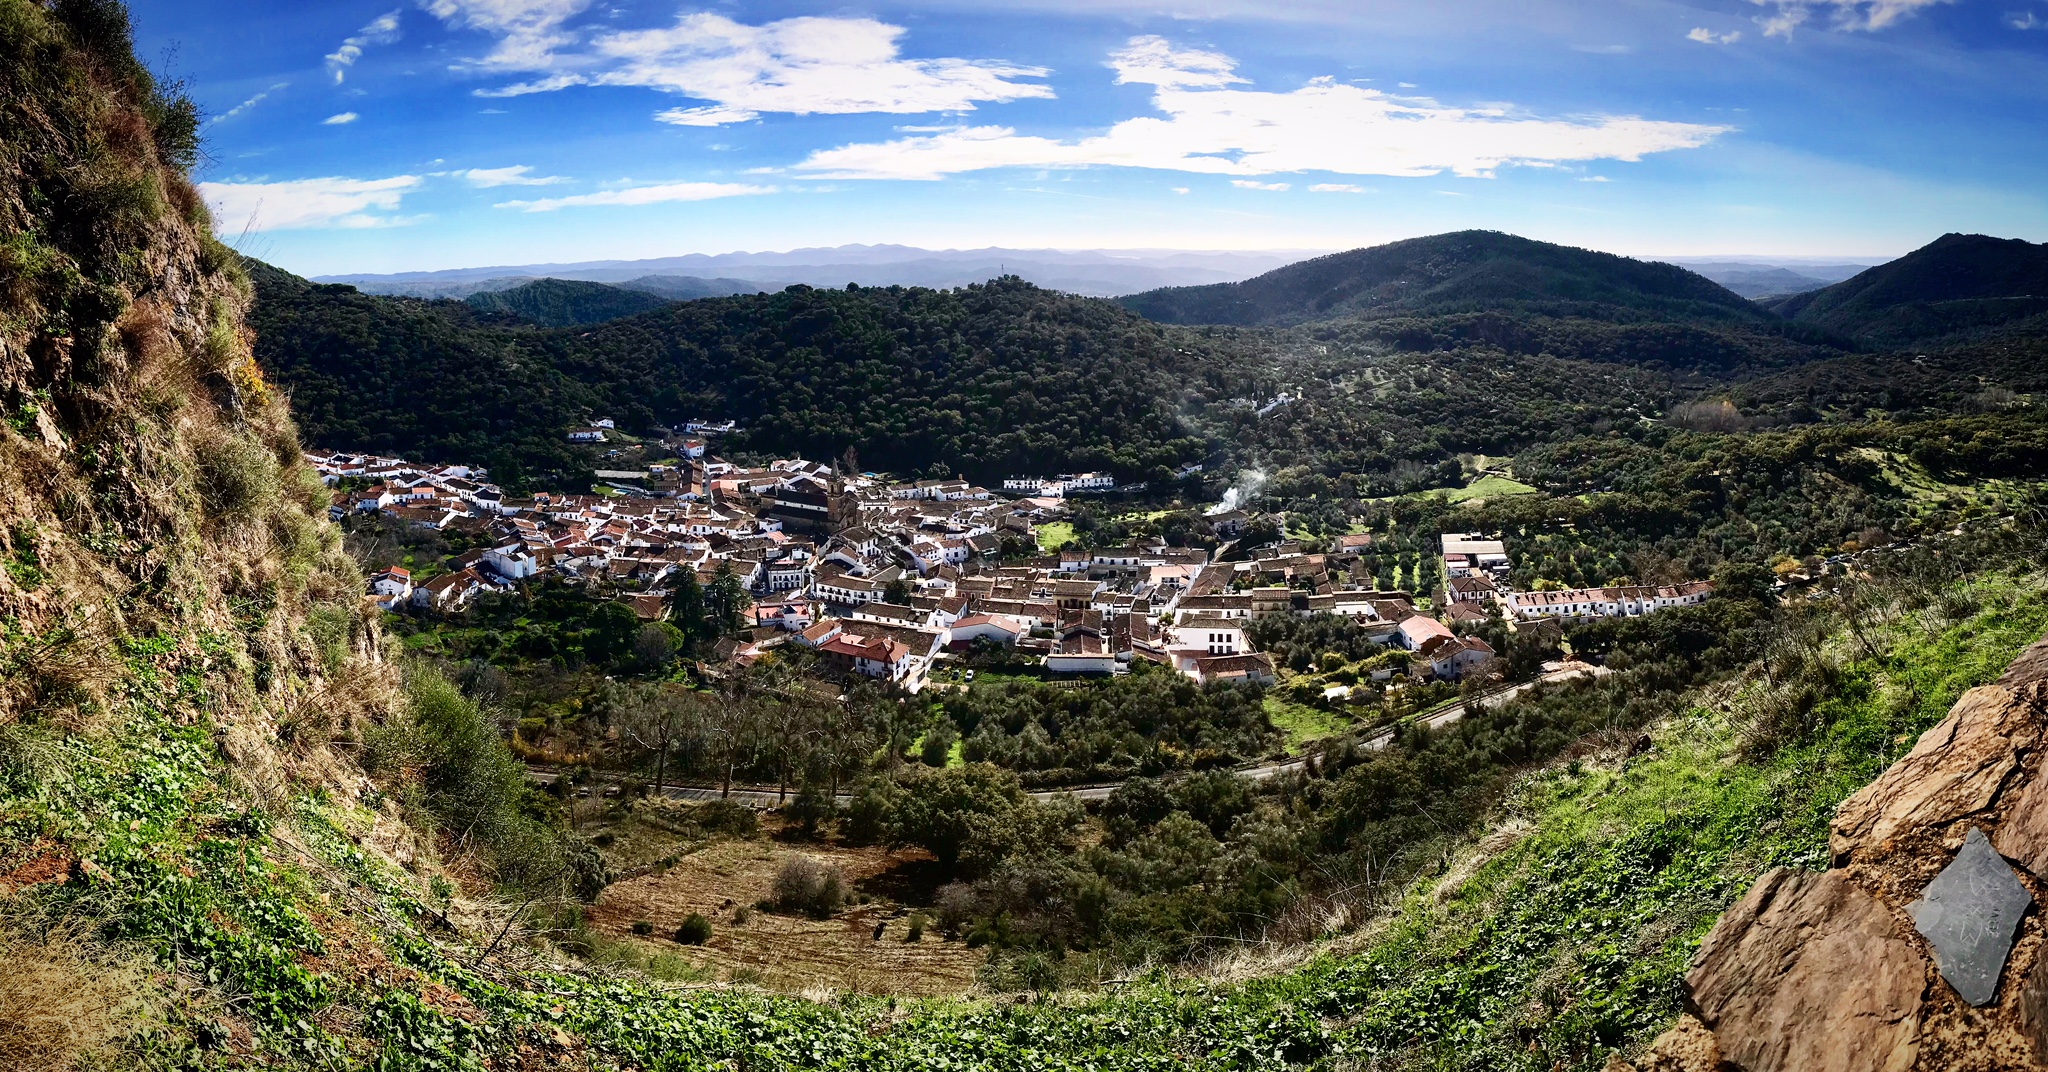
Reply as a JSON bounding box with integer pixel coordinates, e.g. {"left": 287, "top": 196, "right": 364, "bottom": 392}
{"left": 131, "top": 0, "right": 2048, "bottom": 276}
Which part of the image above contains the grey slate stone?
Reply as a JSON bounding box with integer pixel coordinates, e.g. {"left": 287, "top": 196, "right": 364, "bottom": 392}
{"left": 1910, "top": 826, "right": 2034, "bottom": 1006}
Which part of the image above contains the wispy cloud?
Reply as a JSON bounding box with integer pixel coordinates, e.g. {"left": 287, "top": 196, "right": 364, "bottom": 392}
{"left": 199, "top": 175, "right": 423, "bottom": 231}
{"left": 454, "top": 165, "right": 570, "bottom": 186}
{"left": 323, "top": 112, "right": 360, "bottom": 125}
{"left": 1309, "top": 182, "right": 1369, "bottom": 193}
{"left": 327, "top": 10, "right": 402, "bottom": 84}
{"left": 1687, "top": 27, "right": 1743, "bottom": 44}
{"left": 1573, "top": 44, "right": 1634, "bottom": 54}
{"left": 211, "top": 82, "right": 287, "bottom": 125}
{"left": 1749, "top": 0, "right": 1955, "bottom": 38}
{"left": 794, "top": 37, "right": 1728, "bottom": 182}
{"left": 428, "top": 9, "right": 1052, "bottom": 122}
{"left": 2011, "top": 9, "right": 2045, "bottom": 28}
{"left": 494, "top": 181, "right": 775, "bottom": 211}
{"left": 1231, "top": 179, "right": 1290, "bottom": 191}
{"left": 420, "top": 0, "right": 593, "bottom": 70}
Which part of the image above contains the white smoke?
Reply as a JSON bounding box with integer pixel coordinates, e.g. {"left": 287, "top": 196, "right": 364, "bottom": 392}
{"left": 1207, "top": 468, "right": 1267, "bottom": 515}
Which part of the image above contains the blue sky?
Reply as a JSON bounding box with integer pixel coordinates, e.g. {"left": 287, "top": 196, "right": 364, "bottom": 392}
{"left": 128, "top": 0, "right": 2048, "bottom": 275}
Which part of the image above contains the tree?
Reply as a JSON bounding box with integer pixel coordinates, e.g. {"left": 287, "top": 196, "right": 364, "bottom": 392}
{"left": 887, "top": 764, "right": 1030, "bottom": 873}
{"left": 668, "top": 568, "right": 709, "bottom": 649}
{"left": 584, "top": 602, "right": 643, "bottom": 667}
{"left": 707, "top": 561, "right": 748, "bottom": 637}
{"left": 603, "top": 682, "right": 699, "bottom": 795}
{"left": 633, "top": 622, "right": 682, "bottom": 671}
{"left": 883, "top": 577, "right": 913, "bottom": 605}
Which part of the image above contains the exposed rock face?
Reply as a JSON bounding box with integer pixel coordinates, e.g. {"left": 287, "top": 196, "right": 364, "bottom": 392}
{"left": 1682, "top": 868, "right": 1924, "bottom": 1072}
{"left": 1639, "top": 633, "right": 2048, "bottom": 1072}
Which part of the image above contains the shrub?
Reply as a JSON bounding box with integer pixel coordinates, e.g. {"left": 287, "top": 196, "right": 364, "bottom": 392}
{"left": 904, "top": 912, "right": 927, "bottom": 943}
{"left": 919, "top": 723, "right": 958, "bottom": 767}
{"left": 629, "top": 921, "right": 653, "bottom": 937}
{"left": 673, "top": 914, "right": 712, "bottom": 945}
{"left": 785, "top": 782, "right": 835, "bottom": 838}
{"left": 193, "top": 431, "right": 279, "bottom": 524}
{"left": 770, "top": 856, "right": 846, "bottom": 918}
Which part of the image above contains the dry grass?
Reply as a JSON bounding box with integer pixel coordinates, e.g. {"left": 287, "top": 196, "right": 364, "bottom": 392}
{"left": 588, "top": 835, "right": 983, "bottom": 996}
{"left": 0, "top": 909, "right": 156, "bottom": 1071}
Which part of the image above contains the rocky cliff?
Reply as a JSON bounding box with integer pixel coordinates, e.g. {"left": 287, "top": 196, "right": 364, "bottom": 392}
{"left": 1636, "top": 633, "right": 2048, "bottom": 1072}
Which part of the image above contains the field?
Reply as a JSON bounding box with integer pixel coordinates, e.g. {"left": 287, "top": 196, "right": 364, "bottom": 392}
{"left": 1442, "top": 473, "right": 1540, "bottom": 502}
{"left": 1036, "top": 520, "right": 1077, "bottom": 550}
{"left": 1263, "top": 694, "right": 1351, "bottom": 748}
{"left": 581, "top": 807, "right": 983, "bottom": 996}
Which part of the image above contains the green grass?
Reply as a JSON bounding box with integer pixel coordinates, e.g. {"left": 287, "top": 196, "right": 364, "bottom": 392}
{"left": 1264, "top": 695, "right": 1350, "bottom": 749}
{"left": 1036, "top": 521, "right": 1076, "bottom": 551}
{"left": 1443, "top": 474, "right": 1539, "bottom": 502}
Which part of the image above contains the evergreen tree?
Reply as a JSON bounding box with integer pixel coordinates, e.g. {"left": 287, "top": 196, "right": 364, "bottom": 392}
{"left": 708, "top": 561, "right": 748, "bottom": 637}
{"left": 668, "top": 568, "right": 709, "bottom": 648}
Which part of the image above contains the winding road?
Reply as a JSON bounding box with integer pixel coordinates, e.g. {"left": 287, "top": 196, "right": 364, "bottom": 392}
{"left": 530, "top": 663, "right": 1608, "bottom": 807}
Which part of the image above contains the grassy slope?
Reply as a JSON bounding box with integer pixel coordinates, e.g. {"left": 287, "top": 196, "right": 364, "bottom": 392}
{"left": 16, "top": 572, "right": 2035, "bottom": 1070}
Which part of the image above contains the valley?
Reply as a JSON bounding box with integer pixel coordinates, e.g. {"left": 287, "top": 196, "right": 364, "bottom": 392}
{"left": 3, "top": 2, "right": 2048, "bottom": 1070}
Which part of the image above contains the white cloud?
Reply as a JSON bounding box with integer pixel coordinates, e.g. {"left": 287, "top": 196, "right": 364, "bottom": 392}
{"left": 437, "top": 10, "right": 1052, "bottom": 123}
{"left": 794, "top": 37, "right": 1728, "bottom": 182}
{"left": 456, "top": 165, "right": 569, "bottom": 186}
{"left": 1309, "top": 182, "right": 1368, "bottom": 192}
{"left": 1171, "top": 186, "right": 1190, "bottom": 194}
{"left": 1231, "top": 179, "right": 1290, "bottom": 190}
{"left": 2012, "top": 10, "right": 2045, "bottom": 28}
{"left": 1579, "top": 175, "right": 1613, "bottom": 182}
{"left": 1687, "top": 27, "right": 1743, "bottom": 43}
{"left": 494, "top": 181, "right": 775, "bottom": 211}
{"left": 211, "top": 82, "right": 287, "bottom": 125}
{"left": 1109, "top": 36, "right": 1244, "bottom": 88}
{"left": 323, "top": 112, "right": 360, "bottom": 125}
{"left": 327, "top": 10, "right": 402, "bottom": 84}
{"left": 1749, "top": 0, "right": 1954, "bottom": 37}
{"left": 654, "top": 104, "right": 761, "bottom": 126}
{"left": 420, "top": 0, "right": 593, "bottom": 69}
{"left": 199, "top": 176, "right": 423, "bottom": 232}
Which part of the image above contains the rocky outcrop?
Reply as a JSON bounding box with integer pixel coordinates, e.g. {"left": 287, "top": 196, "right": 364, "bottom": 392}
{"left": 1639, "top": 632, "right": 2048, "bottom": 1072}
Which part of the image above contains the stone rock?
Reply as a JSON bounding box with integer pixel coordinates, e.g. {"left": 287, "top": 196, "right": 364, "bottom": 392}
{"left": 1684, "top": 867, "right": 1924, "bottom": 1072}
{"left": 1831, "top": 685, "right": 2041, "bottom": 865}
{"left": 1993, "top": 765, "right": 2048, "bottom": 882}
{"left": 1909, "top": 827, "right": 2033, "bottom": 1007}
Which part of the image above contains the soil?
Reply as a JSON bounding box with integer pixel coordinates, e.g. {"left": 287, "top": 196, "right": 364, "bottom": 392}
{"left": 0, "top": 839, "right": 73, "bottom": 896}
{"left": 585, "top": 817, "right": 982, "bottom": 996}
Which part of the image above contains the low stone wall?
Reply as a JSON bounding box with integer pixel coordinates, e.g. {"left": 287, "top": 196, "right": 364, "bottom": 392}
{"left": 1633, "top": 633, "right": 2048, "bottom": 1072}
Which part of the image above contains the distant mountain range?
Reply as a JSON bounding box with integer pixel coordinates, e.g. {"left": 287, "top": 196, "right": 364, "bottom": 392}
{"left": 1661, "top": 260, "right": 1875, "bottom": 300}
{"left": 1772, "top": 233, "right": 2048, "bottom": 346}
{"left": 315, "top": 245, "right": 1310, "bottom": 299}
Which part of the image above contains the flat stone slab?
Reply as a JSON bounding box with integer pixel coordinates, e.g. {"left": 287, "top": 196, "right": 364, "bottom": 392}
{"left": 1910, "top": 827, "right": 2034, "bottom": 1006}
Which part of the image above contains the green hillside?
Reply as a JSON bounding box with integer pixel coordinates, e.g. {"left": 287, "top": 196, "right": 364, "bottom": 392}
{"left": 1774, "top": 233, "right": 2048, "bottom": 346}
{"left": 464, "top": 277, "right": 675, "bottom": 327}
{"left": 247, "top": 259, "right": 1221, "bottom": 485}
{"left": 1120, "top": 231, "right": 1768, "bottom": 327}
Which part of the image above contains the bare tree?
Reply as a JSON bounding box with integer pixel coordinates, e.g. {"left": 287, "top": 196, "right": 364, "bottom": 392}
{"left": 610, "top": 682, "right": 699, "bottom": 796}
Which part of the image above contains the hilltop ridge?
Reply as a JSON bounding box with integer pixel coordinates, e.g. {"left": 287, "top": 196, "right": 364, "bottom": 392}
{"left": 1773, "top": 233, "right": 2048, "bottom": 346}
{"left": 1119, "top": 230, "right": 1767, "bottom": 327}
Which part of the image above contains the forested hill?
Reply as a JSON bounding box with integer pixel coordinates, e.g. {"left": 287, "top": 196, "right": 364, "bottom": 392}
{"left": 1772, "top": 233, "right": 2048, "bottom": 347}
{"left": 245, "top": 260, "right": 1220, "bottom": 488}
{"left": 1119, "top": 230, "right": 1766, "bottom": 327}
{"left": 465, "top": 277, "right": 675, "bottom": 326}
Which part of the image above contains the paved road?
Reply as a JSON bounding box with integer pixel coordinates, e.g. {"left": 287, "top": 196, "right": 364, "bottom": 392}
{"left": 531, "top": 664, "right": 1608, "bottom": 808}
